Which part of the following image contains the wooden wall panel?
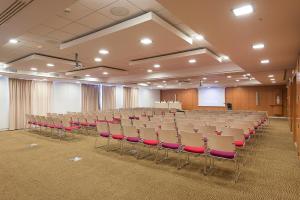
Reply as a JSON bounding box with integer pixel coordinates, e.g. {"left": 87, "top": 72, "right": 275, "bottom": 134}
{"left": 161, "top": 85, "right": 287, "bottom": 116}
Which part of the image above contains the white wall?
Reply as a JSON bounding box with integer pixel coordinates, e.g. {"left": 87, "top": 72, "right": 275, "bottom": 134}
{"left": 116, "top": 85, "right": 123, "bottom": 109}
{"left": 0, "top": 76, "right": 9, "bottom": 130}
{"left": 138, "top": 88, "right": 160, "bottom": 107}
{"left": 52, "top": 82, "right": 82, "bottom": 114}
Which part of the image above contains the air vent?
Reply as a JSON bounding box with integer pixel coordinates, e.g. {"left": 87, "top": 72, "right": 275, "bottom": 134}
{"left": 0, "top": 0, "right": 34, "bottom": 26}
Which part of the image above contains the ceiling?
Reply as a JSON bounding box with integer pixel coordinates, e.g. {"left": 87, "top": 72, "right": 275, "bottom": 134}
{"left": 0, "top": 0, "right": 298, "bottom": 89}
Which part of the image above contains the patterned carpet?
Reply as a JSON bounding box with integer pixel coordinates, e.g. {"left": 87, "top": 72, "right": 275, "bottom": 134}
{"left": 0, "top": 118, "right": 299, "bottom": 200}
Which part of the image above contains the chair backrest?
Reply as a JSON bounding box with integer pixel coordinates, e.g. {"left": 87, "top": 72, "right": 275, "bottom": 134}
{"left": 207, "top": 134, "right": 235, "bottom": 152}
{"left": 122, "top": 126, "right": 139, "bottom": 137}
{"left": 139, "top": 127, "right": 157, "bottom": 140}
{"left": 133, "top": 120, "right": 145, "bottom": 129}
{"left": 109, "top": 123, "right": 122, "bottom": 135}
{"left": 197, "top": 125, "right": 216, "bottom": 134}
{"left": 220, "top": 127, "right": 245, "bottom": 142}
{"left": 158, "top": 129, "right": 179, "bottom": 144}
{"left": 177, "top": 123, "right": 195, "bottom": 133}
{"left": 121, "top": 119, "right": 132, "bottom": 126}
{"left": 180, "top": 131, "right": 205, "bottom": 147}
{"left": 97, "top": 123, "right": 109, "bottom": 133}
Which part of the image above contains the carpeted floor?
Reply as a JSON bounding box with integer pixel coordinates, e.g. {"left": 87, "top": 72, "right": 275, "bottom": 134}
{"left": 0, "top": 119, "right": 300, "bottom": 200}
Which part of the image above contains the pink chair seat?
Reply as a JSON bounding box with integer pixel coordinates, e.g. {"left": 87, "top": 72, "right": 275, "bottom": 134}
{"left": 143, "top": 140, "right": 159, "bottom": 146}
{"left": 234, "top": 140, "right": 245, "bottom": 147}
{"left": 183, "top": 146, "right": 205, "bottom": 154}
{"left": 112, "top": 134, "right": 124, "bottom": 140}
{"left": 210, "top": 149, "right": 236, "bottom": 159}
{"left": 244, "top": 133, "right": 250, "bottom": 139}
{"left": 64, "top": 126, "right": 80, "bottom": 132}
{"left": 126, "top": 137, "right": 140, "bottom": 142}
{"left": 162, "top": 143, "right": 180, "bottom": 149}
{"left": 100, "top": 132, "right": 110, "bottom": 137}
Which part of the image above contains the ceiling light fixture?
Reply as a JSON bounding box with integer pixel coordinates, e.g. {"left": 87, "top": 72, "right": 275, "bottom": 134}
{"left": 252, "top": 43, "right": 265, "bottom": 49}
{"left": 189, "top": 59, "right": 196, "bottom": 63}
{"left": 236, "top": 79, "right": 240, "bottom": 82}
{"left": 138, "top": 83, "right": 148, "bottom": 87}
{"left": 85, "top": 74, "right": 90, "bottom": 77}
{"left": 268, "top": 74, "right": 274, "bottom": 78}
{"left": 9, "top": 38, "right": 19, "bottom": 44}
{"left": 140, "top": 38, "right": 152, "bottom": 45}
{"left": 270, "top": 78, "right": 275, "bottom": 81}
{"left": 47, "top": 63, "right": 55, "bottom": 67}
{"left": 202, "top": 77, "right": 207, "bottom": 80}
{"left": 153, "top": 64, "right": 160, "bottom": 68}
{"left": 260, "top": 59, "right": 270, "bottom": 64}
{"left": 214, "top": 81, "right": 219, "bottom": 83}
{"left": 147, "top": 69, "right": 153, "bottom": 73}
{"left": 30, "top": 67, "right": 37, "bottom": 71}
{"left": 157, "top": 85, "right": 163, "bottom": 88}
{"left": 99, "top": 49, "right": 109, "bottom": 55}
{"left": 227, "top": 75, "right": 232, "bottom": 78}
{"left": 94, "top": 57, "right": 102, "bottom": 62}
{"left": 233, "top": 4, "right": 254, "bottom": 16}
{"left": 102, "top": 71, "right": 109, "bottom": 75}
{"left": 193, "top": 34, "right": 204, "bottom": 41}
{"left": 162, "top": 80, "right": 166, "bottom": 83}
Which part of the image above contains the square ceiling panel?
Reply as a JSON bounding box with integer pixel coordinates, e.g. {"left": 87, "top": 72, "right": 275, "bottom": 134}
{"left": 7, "top": 53, "right": 78, "bottom": 73}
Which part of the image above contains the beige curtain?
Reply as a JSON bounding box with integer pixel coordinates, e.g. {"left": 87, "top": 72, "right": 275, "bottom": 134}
{"left": 102, "top": 85, "right": 116, "bottom": 110}
{"left": 82, "top": 84, "right": 100, "bottom": 112}
{"left": 9, "top": 79, "right": 32, "bottom": 130}
{"left": 31, "top": 81, "right": 53, "bottom": 115}
{"left": 123, "top": 87, "right": 139, "bottom": 108}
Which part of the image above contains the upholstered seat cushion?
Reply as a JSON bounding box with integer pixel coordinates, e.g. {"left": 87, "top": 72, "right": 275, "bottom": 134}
{"left": 126, "top": 137, "right": 140, "bottom": 142}
{"left": 64, "top": 126, "right": 80, "bottom": 131}
{"left": 112, "top": 134, "right": 124, "bottom": 140}
{"left": 143, "top": 140, "right": 159, "bottom": 145}
{"left": 183, "top": 146, "right": 205, "bottom": 153}
{"left": 244, "top": 133, "right": 250, "bottom": 139}
{"left": 210, "top": 149, "right": 236, "bottom": 159}
{"left": 234, "top": 140, "right": 245, "bottom": 147}
{"left": 162, "top": 142, "right": 180, "bottom": 149}
{"left": 88, "top": 122, "right": 96, "bottom": 126}
{"left": 100, "top": 132, "right": 110, "bottom": 137}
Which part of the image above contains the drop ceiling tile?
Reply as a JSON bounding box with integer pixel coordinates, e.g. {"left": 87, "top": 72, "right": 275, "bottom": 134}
{"left": 60, "top": 22, "right": 92, "bottom": 36}
{"left": 98, "top": 0, "right": 143, "bottom": 21}
{"left": 44, "top": 15, "right": 72, "bottom": 29}
{"left": 127, "top": 0, "right": 164, "bottom": 12}
{"left": 79, "top": 0, "right": 117, "bottom": 10}
{"left": 29, "top": 25, "right": 55, "bottom": 35}
{"left": 156, "top": 8, "right": 182, "bottom": 25}
{"left": 78, "top": 12, "right": 114, "bottom": 29}
{"left": 47, "top": 30, "right": 73, "bottom": 42}
{"left": 57, "top": 1, "right": 94, "bottom": 21}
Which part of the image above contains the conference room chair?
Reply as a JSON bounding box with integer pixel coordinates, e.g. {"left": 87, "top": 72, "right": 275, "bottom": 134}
{"left": 95, "top": 123, "right": 110, "bottom": 150}
{"left": 132, "top": 120, "right": 146, "bottom": 130}
{"left": 60, "top": 118, "right": 80, "bottom": 140}
{"left": 108, "top": 123, "right": 124, "bottom": 152}
{"left": 206, "top": 134, "right": 240, "bottom": 183}
{"left": 196, "top": 125, "right": 217, "bottom": 139}
{"left": 156, "top": 129, "right": 181, "bottom": 167}
{"left": 178, "top": 131, "right": 207, "bottom": 173}
{"left": 121, "top": 118, "right": 132, "bottom": 126}
{"left": 122, "top": 126, "right": 140, "bottom": 156}
{"left": 177, "top": 124, "right": 196, "bottom": 133}
{"left": 138, "top": 127, "right": 159, "bottom": 159}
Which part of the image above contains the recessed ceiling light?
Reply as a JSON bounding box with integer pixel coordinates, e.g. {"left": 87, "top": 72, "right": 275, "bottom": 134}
{"left": 214, "top": 81, "right": 219, "bottom": 83}
{"left": 162, "top": 80, "right": 166, "bottom": 83}
{"left": 202, "top": 77, "right": 207, "bottom": 80}
{"left": 47, "top": 63, "right": 55, "bottom": 67}
{"left": 193, "top": 34, "right": 204, "bottom": 41}
{"left": 138, "top": 83, "right": 148, "bottom": 86}
{"left": 233, "top": 4, "right": 254, "bottom": 16}
{"left": 76, "top": 81, "right": 80, "bottom": 84}
{"left": 227, "top": 75, "right": 232, "bottom": 78}
{"left": 99, "top": 49, "right": 109, "bottom": 55}
{"left": 260, "top": 59, "right": 270, "bottom": 64}
{"left": 147, "top": 82, "right": 151, "bottom": 84}
{"left": 85, "top": 74, "right": 90, "bottom": 77}
{"left": 270, "top": 78, "right": 275, "bottom": 81}
{"left": 30, "top": 67, "right": 37, "bottom": 71}
{"left": 189, "top": 59, "right": 196, "bottom": 63}
{"left": 94, "top": 57, "right": 102, "bottom": 62}
{"left": 102, "top": 71, "right": 108, "bottom": 75}
{"left": 268, "top": 74, "right": 274, "bottom": 78}
{"left": 220, "top": 55, "right": 230, "bottom": 62}
{"left": 147, "top": 69, "right": 153, "bottom": 73}
{"left": 153, "top": 64, "right": 160, "bottom": 68}
{"left": 9, "top": 38, "right": 19, "bottom": 44}
{"left": 250, "top": 77, "right": 255, "bottom": 80}
{"left": 157, "top": 85, "right": 163, "bottom": 88}
{"left": 252, "top": 43, "right": 265, "bottom": 49}
{"left": 140, "top": 38, "right": 152, "bottom": 45}
{"left": 272, "top": 81, "right": 276, "bottom": 84}
{"left": 236, "top": 79, "right": 240, "bottom": 82}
